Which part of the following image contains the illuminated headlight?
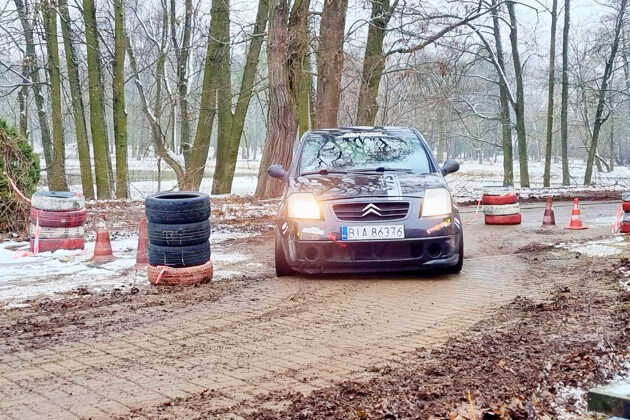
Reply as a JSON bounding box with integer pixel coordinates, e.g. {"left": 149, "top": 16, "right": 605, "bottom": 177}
{"left": 421, "top": 188, "right": 453, "bottom": 217}
{"left": 288, "top": 193, "right": 321, "bottom": 219}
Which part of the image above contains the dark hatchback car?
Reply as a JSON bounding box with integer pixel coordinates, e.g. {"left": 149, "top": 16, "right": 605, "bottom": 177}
{"left": 267, "top": 126, "right": 462, "bottom": 276}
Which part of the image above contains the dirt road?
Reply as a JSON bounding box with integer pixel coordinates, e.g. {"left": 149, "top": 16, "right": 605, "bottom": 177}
{"left": 0, "top": 200, "right": 627, "bottom": 419}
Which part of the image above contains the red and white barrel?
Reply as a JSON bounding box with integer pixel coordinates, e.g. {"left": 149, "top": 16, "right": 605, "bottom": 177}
{"left": 622, "top": 192, "right": 630, "bottom": 234}
{"left": 30, "top": 191, "right": 86, "bottom": 253}
{"left": 482, "top": 186, "right": 521, "bottom": 225}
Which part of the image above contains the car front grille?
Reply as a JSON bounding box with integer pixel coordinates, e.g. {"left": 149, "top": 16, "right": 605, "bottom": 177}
{"left": 332, "top": 202, "right": 410, "bottom": 221}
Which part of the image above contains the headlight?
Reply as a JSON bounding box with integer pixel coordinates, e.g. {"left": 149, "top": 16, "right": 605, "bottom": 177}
{"left": 288, "top": 193, "right": 321, "bottom": 219}
{"left": 421, "top": 188, "right": 453, "bottom": 217}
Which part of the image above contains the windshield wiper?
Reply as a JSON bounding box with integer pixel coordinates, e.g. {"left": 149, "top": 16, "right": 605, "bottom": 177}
{"left": 300, "top": 169, "right": 349, "bottom": 176}
{"left": 350, "top": 167, "right": 413, "bottom": 173}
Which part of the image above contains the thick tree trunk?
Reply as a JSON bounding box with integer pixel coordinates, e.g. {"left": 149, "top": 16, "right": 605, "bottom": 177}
{"left": 254, "top": 0, "right": 301, "bottom": 199}
{"left": 506, "top": 1, "right": 529, "bottom": 187}
{"left": 356, "top": 0, "right": 394, "bottom": 126}
{"left": 560, "top": 0, "right": 571, "bottom": 185}
{"left": 187, "top": 0, "right": 233, "bottom": 190}
{"left": 584, "top": 0, "right": 627, "bottom": 184}
{"left": 14, "top": 0, "right": 53, "bottom": 173}
{"left": 43, "top": 1, "right": 68, "bottom": 191}
{"left": 491, "top": 0, "right": 514, "bottom": 186}
{"left": 212, "top": 0, "right": 269, "bottom": 195}
{"left": 543, "top": 0, "right": 558, "bottom": 187}
{"left": 113, "top": 0, "right": 128, "bottom": 198}
{"left": 83, "top": 0, "right": 112, "bottom": 198}
{"left": 59, "top": 0, "right": 95, "bottom": 199}
{"left": 314, "top": 0, "right": 348, "bottom": 128}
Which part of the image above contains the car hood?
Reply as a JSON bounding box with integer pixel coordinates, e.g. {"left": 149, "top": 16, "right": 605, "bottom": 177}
{"left": 289, "top": 172, "right": 447, "bottom": 201}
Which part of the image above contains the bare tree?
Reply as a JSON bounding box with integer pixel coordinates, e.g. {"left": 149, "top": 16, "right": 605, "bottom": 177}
{"left": 543, "top": 0, "right": 559, "bottom": 187}
{"left": 584, "top": 0, "right": 628, "bottom": 184}
{"left": 560, "top": 0, "right": 571, "bottom": 185}
{"left": 314, "top": 0, "right": 348, "bottom": 128}
{"left": 83, "top": 0, "right": 112, "bottom": 198}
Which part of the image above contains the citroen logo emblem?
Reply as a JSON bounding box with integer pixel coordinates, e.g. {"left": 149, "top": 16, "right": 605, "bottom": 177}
{"left": 361, "top": 203, "right": 382, "bottom": 217}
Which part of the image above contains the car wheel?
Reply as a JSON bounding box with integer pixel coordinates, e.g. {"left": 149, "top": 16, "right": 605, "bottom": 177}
{"left": 445, "top": 233, "right": 464, "bottom": 274}
{"left": 275, "top": 229, "right": 295, "bottom": 277}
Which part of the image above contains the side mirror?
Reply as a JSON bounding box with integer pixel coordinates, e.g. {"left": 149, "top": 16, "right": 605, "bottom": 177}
{"left": 267, "top": 164, "right": 288, "bottom": 180}
{"left": 441, "top": 159, "right": 460, "bottom": 176}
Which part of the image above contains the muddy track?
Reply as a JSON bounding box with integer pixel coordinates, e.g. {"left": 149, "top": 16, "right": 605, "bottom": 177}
{"left": 0, "top": 201, "right": 627, "bottom": 419}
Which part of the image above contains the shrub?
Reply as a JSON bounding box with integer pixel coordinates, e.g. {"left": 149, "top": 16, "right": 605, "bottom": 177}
{"left": 0, "top": 118, "right": 40, "bottom": 236}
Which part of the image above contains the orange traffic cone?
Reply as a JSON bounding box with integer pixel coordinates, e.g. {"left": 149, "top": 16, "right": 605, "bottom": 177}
{"left": 134, "top": 218, "right": 148, "bottom": 269}
{"left": 541, "top": 196, "right": 556, "bottom": 228}
{"left": 91, "top": 216, "right": 114, "bottom": 262}
{"left": 565, "top": 198, "right": 588, "bottom": 230}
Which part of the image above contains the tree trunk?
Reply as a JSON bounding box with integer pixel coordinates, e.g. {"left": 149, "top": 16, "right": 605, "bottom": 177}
{"left": 356, "top": 0, "right": 394, "bottom": 125}
{"left": 543, "top": 0, "right": 558, "bottom": 187}
{"left": 491, "top": 0, "right": 514, "bottom": 186}
{"left": 59, "top": 0, "right": 95, "bottom": 199}
{"left": 43, "top": 1, "right": 68, "bottom": 191}
{"left": 113, "top": 0, "right": 128, "bottom": 198}
{"left": 560, "top": 0, "right": 570, "bottom": 185}
{"left": 212, "top": 0, "right": 269, "bottom": 195}
{"left": 17, "top": 58, "right": 28, "bottom": 140}
{"left": 14, "top": 0, "right": 53, "bottom": 172}
{"left": 254, "top": 0, "right": 301, "bottom": 199}
{"left": 314, "top": 0, "right": 348, "bottom": 128}
{"left": 171, "top": 0, "right": 193, "bottom": 157}
{"left": 83, "top": 0, "right": 112, "bottom": 198}
{"left": 187, "top": 0, "right": 228, "bottom": 190}
{"left": 584, "top": 0, "right": 627, "bottom": 184}
{"left": 506, "top": 1, "right": 529, "bottom": 187}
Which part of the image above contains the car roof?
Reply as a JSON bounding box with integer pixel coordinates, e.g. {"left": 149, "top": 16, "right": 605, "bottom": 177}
{"left": 307, "top": 126, "right": 416, "bottom": 137}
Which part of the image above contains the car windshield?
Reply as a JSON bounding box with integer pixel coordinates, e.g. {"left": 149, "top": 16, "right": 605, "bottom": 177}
{"left": 299, "top": 132, "right": 432, "bottom": 175}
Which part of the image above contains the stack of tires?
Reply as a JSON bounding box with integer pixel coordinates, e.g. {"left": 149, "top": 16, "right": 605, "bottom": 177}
{"left": 30, "top": 191, "right": 86, "bottom": 252}
{"left": 145, "top": 192, "right": 213, "bottom": 286}
{"left": 482, "top": 186, "right": 521, "bottom": 225}
{"left": 622, "top": 192, "right": 630, "bottom": 234}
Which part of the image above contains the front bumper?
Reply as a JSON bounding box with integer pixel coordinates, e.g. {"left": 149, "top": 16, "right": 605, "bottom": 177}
{"left": 277, "top": 211, "right": 462, "bottom": 274}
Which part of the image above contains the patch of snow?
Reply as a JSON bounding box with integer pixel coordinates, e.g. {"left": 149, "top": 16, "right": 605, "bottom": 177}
{"left": 0, "top": 237, "right": 142, "bottom": 305}
{"left": 557, "top": 236, "right": 628, "bottom": 257}
{"left": 212, "top": 252, "right": 249, "bottom": 264}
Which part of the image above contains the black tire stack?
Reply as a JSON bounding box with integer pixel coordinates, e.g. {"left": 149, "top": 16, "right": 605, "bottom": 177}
{"left": 145, "top": 192, "right": 213, "bottom": 285}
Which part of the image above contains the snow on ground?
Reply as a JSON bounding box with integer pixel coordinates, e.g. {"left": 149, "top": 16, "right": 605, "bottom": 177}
{"left": 0, "top": 227, "right": 263, "bottom": 305}
{"left": 0, "top": 237, "right": 142, "bottom": 307}
{"left": 556, "top": 236, "right": 629, "bottom": 257}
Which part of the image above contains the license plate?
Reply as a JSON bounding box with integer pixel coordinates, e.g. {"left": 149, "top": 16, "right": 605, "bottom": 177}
{"left": 341, "top": 225, "right": 405, "bottom": 241}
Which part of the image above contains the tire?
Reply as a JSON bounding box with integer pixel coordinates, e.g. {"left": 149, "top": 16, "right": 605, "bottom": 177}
{"left": 30, "top": 225, "right": 84, "bottom": 239}
{"left": 444, "top": 233, "right": 463, "bottom": 274}
{"left": 30, "top": 208, "right": 87, "bottom": 228}
{"left": 483, "top": 203, "right": 520, "bottom": 216}
{"left": 485, "top": 214, "right": 522, "bottom": 225}
{"left": 622, "top": 192, "right": 630, "bottom": 202}
{"left": 275, "top": 229, "right": 295, "bottom": 277}
{"left": 148, "top": 241, "right": 210, "bottom": 268}
{"left": 30, "top": 237, "right": 85, "bottom": 252}
{"left": 624, "top": 212, "right": 630, "bottom": 223}
{"left": 145, "top": 192, "right": 210, "bottom": 224}
{"left": 623, "top": 202, "right": 630, "bottom": 212}
{"left": 31, "top": 191, "right": 85, "bottom": 211}
{"left": 482, "top": 193, "right": 518, "bottom": 205}
{"left": 147, "top": 260, "right": 214, "bottom": 286}
{"left": 148, "top": 220, "right": 210, "bottom": 246}
{"left": 482, "top": 186, "right": 515, "bottom": 196}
